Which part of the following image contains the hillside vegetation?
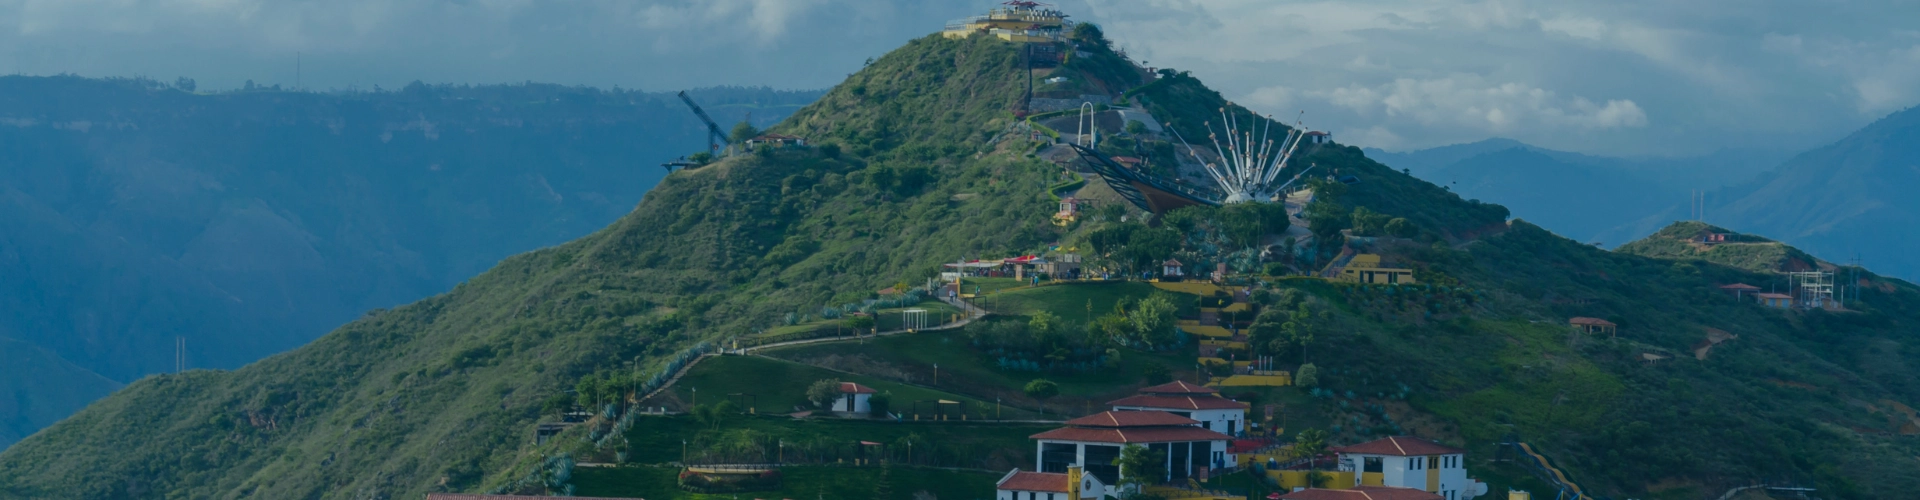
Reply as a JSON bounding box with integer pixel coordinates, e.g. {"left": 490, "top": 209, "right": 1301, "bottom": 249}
{"left": 5, "top": 27, "right": 1920, "bottom": 500}
{"left": 0, "top": 77, "right": 817, "bottom": 450}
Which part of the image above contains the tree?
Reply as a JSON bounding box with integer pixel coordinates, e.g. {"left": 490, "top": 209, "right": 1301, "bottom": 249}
{"left": 806, "top": 379, "right": 842, "bottom": 409}
{"left": 1122, "top": 228, "right": 1181, "bottom": 272}
{"left": 1294, "top": 429, "right": 1329, "bottom": 470}
{"left": 1125, "top": 120, "right": 1147, "bottom": 135}
{"left": 1385, "top": 217, "right": 1414, "bottom": 238}
{"left": 1024, "top": 379, "right": 1060, "bottom": 414}
{"left": 846, "top": 315, "right": 875, "bottom": 333}
{"left": 173, "top": 77, "right": 196, "bottom": 92}
{"left": 1113, "top": 444, "right": 1163, "bottom": 490}
{"left": 692, "top": 401, "right": 739, "bottom": 430}
{"left": 868, "top": 391, "right": 892, "bottom": 416}
{"left": 1029, "top": 310, "right": 1058, "bottom": 335}
{"left": 1294, "top": 363, "right": 1319, "bottom": 387}
{"left": 1350, "top": 206, "right": 1391, "bottom": 236}
{"left": 1130, "top": 293, "right": 1178, "bottom": 346}
{"left": 729, "top": 121, "right": 761, "bottom": 144}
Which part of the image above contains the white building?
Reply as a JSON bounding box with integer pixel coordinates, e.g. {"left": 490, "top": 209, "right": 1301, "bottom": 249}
{"left": 830, "top": 382, "right": 876, "bottom": 414}
{"left": 1029, "top": 411, "right": 1234, "bottom": 497}
{"left": 1333, "top": 436, "right": 1487, "bottom": 500}
{"left": 994, "top": 467, "right": 1104, "bottom": 500}
{"left": 1304, "top": 131, "right": 1332, "bottom": 144}
{"left": 1107, "top": 380, "right": 1248, "bottom": 436}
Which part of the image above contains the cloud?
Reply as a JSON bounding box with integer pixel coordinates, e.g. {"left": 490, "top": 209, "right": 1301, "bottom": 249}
{"left": 1312, "top": 76, "right": 1647, "bottom": 134}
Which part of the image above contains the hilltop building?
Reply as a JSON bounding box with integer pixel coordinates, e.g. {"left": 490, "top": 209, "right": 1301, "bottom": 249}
{"left": 1756, "top": 292, "right": 1793, "bottom": 309}
{"left": 1305, "top": 131, "right": 1333, "bottom": 145}
{"left": 942, "top": 1, "right": 1071, "bottom": 43}
{"left": 743, "top": 133, "right": 806, "bottom": 149}
{"left": 1336, "top": 254, "right": 1417, "bottom": 285}
{"left": 1029, "top": 411, "right": 1234, "bottom": 496}
{"left": 1107, "top": 381, "right": 1248, "bottom": 436}
{"left": 1333, "top": 436, "right": 1487, "bottom": 500}
{"left": 1162, "top": 259, "right": 1185, "bottom": 278}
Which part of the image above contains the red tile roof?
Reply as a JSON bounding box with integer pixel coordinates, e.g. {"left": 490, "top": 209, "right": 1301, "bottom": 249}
{"left": 1756, "top": 293, "right": 1793, "bottom": 299}
{"left": 1066, "top": 410, "right": 1199, "bottom": 427}
{"left": 1030, "top": 425, "right": 1233, "bottom": 444}
{"left": 839, "top": 382, "right": 877, "bottom": 394}
{"left": 1718, "top": 283, "right": 1761, "bottom": 291}
{"left": 997, "top": 471, "right": 1071, "bottom": 492}
{"left": 1569, "top": 317, "right": 1615, "bottom": 327}
{"left": 1138, "top": 380, "right": 1218, "bottom": 395}
{"left": 1332, "top": 436, "right": 1465, "bottom": 457}
{"left": 1108, "top": 394, "right": 1248, "bottom": 411}
{"left": 1277, "top": 486, "right": 1442, "bottom": 500}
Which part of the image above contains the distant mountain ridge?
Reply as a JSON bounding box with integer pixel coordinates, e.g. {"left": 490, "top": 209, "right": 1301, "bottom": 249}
{"left": 0, "top": 76, "right": 820, "bottom": 449}
{"left": 1364, "top": 139, "right": 1791, "bottom": 246}
{"left": 1710, "top": 105, "right": 1920, "bottom": 280}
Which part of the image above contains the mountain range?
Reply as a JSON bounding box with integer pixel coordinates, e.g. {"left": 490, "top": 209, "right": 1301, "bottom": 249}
{"left": 3, "top": 23, "right": 1919, "bottom": 500}
{"left": 0, "top": 76, "right": 820, "bottom": 450}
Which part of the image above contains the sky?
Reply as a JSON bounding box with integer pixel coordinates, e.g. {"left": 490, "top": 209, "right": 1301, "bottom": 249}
{"left": 3, "top": 0, "right": 1917, "bottom": 156}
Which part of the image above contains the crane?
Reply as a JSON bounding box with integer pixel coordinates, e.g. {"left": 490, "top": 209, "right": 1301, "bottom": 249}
{"left": 677, "top": 91, "right": 729, "bottom": 154}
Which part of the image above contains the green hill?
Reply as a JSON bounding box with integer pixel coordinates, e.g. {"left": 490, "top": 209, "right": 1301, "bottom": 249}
{"left": 5, "top": 26, "right": 1920, "bottom": 500}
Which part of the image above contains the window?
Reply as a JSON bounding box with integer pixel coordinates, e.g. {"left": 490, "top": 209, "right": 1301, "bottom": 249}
{"left": 1364, "top": 456, "right": 1383, "bottom": 473}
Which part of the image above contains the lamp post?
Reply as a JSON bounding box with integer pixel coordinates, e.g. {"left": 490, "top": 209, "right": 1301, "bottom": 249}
{"left": 692, "top": 386, "right": 697, "bottom": 407}
{"left": 933, "top": 363, "right": 939, "bottom": 385}
{"left": 996, "top": 397, "right": 1002, "bottom": 420}
{"left": 682, "top": 439, "right": 688, "bottom": 464}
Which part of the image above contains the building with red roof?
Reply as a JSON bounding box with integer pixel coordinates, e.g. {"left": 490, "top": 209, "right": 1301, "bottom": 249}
{"left": 1109, "top": 381, "right": 1249, "bottom": 436}
{"left": 1332, "top": 437, "right": 1484, "bottom": 500}
{"left": 994, "top": 467, "right": 1105, "bottom": 500}
{"left": 1029, "top": 410, "right": 1233, "bottom": 497}
{"left": 1277, "top": 486, "right": 1441, "bottom": 500}
{"left": 1568, "top": 317, "right": 1616, "bottom": 336}
{"left": 830, "top": 382, "right": 877, "bottom": 414}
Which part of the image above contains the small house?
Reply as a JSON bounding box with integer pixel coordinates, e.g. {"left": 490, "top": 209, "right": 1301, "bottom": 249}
{"left": 1162, "top": 258, "right": 1185, "bottom": 278}
{"left": 1756, "top": 293, "right": 1793, "bottom": 309}
{"left": 1718, "top": 283, "right": 1760, "bottom": 299}
{"left": 1029, "top": 410, "right": 1234, "bottom": 495}
{"left": 1053, "top": 197, "right": 1082, "bottom": 225}
{"left": 1337, "top": 254, "right": 1416, "bottom": 285}
{"left": 831, "top": 382, "right": 877, "bottom": 414}
{"left": 1569, "top": 317, "right": 1616, "bottom": 336}
{"left": 1332, "top": 436, "right": 1486, "bottom": 500}
{"left": 1304, "top": 131, "right": 1333, "bottom": 145}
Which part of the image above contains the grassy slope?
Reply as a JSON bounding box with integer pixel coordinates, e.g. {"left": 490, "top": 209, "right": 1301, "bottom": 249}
{"left": 0, "top": 33, "right": 1065, "bottom": 499}
{"left": 1617, "top": 221, "right": 1819, "bottom": 273}
{"left": 650, "top": 355, "right": 1040, "bottom": 420}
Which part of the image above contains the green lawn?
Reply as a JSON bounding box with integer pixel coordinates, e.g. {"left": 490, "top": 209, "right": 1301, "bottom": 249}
{"left": 987, "top": 281, "right": 1173, "bottom": 320}
{"left": 574, "top": 465, "right": 1002, "bottom": 499}
{"left": 956, "top": 277, "right": 1029, "bottom": 295}
{"left": 618, "top": 414, "right": 1051, "bottom": 470}
{"left": 649, "top": 354, "right": 1039, "bottom": 419}
{"left": 763, "top": 329, "right": 1204, "bottom": 417}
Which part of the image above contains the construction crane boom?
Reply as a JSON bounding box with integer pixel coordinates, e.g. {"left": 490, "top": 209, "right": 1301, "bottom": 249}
{"left": 676, "top": 91, "right": 729, "bottom": 153}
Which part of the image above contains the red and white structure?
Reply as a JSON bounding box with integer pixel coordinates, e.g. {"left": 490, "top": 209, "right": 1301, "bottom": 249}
{"left": 1107, "top": 381, "right": 1248, "bottom": 436}
{"left": 1029, "top": 411, "right": 1233, "bottom": 496}
{"left": 1333, "top": 436, "right": 1487, "bottom": 500}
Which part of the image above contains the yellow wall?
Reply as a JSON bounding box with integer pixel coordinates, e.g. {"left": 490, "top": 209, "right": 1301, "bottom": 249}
{"left": 1183, "top": 326, "right": 1234, "bottom": 338}
{"left": 1267, "top": 470, "right": 1355, "bottom": 491}
{"left": 1360, "top": 472, "right": 1384, "bottom": 487}
{"left": 1216, "top": 374, "right": 1291, "bottom": 387}
{"left": 1427, "top": 465, "right": 1440, "bottom": 491}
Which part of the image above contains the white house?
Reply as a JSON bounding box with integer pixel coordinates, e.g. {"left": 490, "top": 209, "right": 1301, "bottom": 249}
{"left": 1029, "top": 410, "right": 1234, "bottom": 497}
{"left": 1107, "top": 381, "right": 1248, "bottom": 437}
{"left": 994, "top": 467, "right": 1104, "bottom": 500}
{"left": 1162, "top": 258, "right": 1184, "bottom": 278}
{"left": 1333, "top": 436, "right": 1487, "bottom": 500}
{"left": 1304, "top": 131, "right": 1332, "bottom": 144}
{"left": 830, "top": 382, "right": 876, "bottom": 414}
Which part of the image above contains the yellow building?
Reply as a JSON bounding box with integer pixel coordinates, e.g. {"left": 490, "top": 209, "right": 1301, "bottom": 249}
{"left": 1336, "top": 254, "right": 1417, "bottom": 285}
{"left": 942, "top": 2, "right": 1070, "bottom": 43}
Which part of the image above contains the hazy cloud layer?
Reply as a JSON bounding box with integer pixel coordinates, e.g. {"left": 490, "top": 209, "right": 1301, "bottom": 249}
{"left": 3, "top": 0, "right": 1915, "bottom": 155}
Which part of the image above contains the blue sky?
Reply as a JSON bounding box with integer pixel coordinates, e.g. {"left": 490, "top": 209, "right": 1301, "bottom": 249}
{"left": 3, "top": 0, "right": 1916, "bottom": 156}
